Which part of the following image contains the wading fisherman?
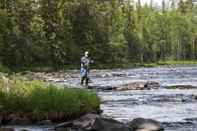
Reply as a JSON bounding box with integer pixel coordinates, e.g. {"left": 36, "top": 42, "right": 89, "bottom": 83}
{"left": 80, "top": 51, "right": 93, "bottom": 86}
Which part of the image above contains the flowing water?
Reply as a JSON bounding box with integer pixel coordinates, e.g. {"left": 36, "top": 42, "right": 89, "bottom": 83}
{"left": 64, "top": 65, "right": 197, "bottom": 131}
{"left": 4, "top": 65, "right": 197, "bottom": 131}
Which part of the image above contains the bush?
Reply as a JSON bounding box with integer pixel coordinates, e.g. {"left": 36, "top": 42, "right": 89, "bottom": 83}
{"left": 0, "top": 76, "right": 100, "bottom": 122}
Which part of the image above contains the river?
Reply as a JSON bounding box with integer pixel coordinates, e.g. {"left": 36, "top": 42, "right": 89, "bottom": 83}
{"left": 64, "top": 65, "right": 197, "bottom": 130}
{"left": 5, "top": 65, "right": 197, "bottom": 131}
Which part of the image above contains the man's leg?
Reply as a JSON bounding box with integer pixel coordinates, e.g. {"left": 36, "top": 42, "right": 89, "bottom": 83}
{"left": 81, "top": 77, "right": 85, "bottom": 85}
{"left": 85, "top": 76, "right": 89, "bottom": 86}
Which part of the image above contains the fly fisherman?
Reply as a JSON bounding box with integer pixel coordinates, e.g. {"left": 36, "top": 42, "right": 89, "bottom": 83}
{"left": 80, "top": 51, "right": 93, "bottom": 86}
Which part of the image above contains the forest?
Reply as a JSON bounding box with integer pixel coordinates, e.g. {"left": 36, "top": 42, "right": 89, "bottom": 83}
{"left": 0, "top": 0, "right": 197, "bottom": 70}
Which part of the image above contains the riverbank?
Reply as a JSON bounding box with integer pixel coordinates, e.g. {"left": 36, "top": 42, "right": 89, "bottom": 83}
{"left": 0, "top": 73, "right": 166, "bottom": 131}
{"left": 0, "top": 75, "right": 100, "bottom": 125}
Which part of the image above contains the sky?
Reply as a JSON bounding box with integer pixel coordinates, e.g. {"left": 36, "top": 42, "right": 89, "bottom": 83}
{"left": 133, "top": 0, "right": 179, "bottom": 8}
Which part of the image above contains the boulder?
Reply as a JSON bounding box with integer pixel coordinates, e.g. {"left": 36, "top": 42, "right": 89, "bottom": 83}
{"left": 72, "top": 113, "right": 100, "bottom": 130}
{"left": 55, "top": 114, "right": 99, "bottom": 130}
{"left": 128, "top": 118, "right": 164, "bottom": 131}
{"left": 116, "top": 81, "right": 160, "bottom": 91}
{"left": 92, "top": 118, "right": 132, "bottom": 131}
{"left": 55, "top": 114, "right": 132, "bottom": 131}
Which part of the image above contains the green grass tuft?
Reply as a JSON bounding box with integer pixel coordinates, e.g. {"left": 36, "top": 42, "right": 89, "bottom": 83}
{"left": 0, "top": 76, "right": 100, "bottom": 121}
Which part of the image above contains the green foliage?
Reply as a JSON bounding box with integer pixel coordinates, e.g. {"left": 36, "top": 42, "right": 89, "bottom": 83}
{"left": 0, "top": 0, "right": 197, "bottom": 70}
{"left": 0, "top": 64, "right": 10, "bottom": 73}
{"left": 0, "top": 77, "right": 100, "bottom": 118}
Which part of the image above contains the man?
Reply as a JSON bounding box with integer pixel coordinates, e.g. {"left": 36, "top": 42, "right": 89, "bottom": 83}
{"left": 80, "top": 51, "right": 92, "bottom": 86}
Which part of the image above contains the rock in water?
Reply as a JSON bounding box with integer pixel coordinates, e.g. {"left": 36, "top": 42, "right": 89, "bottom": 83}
{"left": 36, "top": 120, "right": 53, "bottom": 125}
{"left": 0, "top": 128, "right": 14, "bottom": 131}
{"left": 166, "top": 85, "right": 197, "bottom": 90}
{"left": 116, "top": 81, "right": 160, "bottom": 91}
{"left": 92, "top": 118, "right": 132, "bottom": 131}
{"left": 128, "top": 118, "right": 164, "bottom": 131}
{"left": 7, "top": 114, "right": 32, "bottom": 125}
{"left": 72, "top": 113, "right": 100, "bottom": 130}
{"left": 55, "top": 113, "right": 99, "bottom": 130}
{"left": 55, "top": 114, "right": 164, "bottom": 131}
{"left": 55, "top": 114, "right": 132, "bottom": 131}
{"left": 144, "top": 81, "right": 160, "bottom": 89}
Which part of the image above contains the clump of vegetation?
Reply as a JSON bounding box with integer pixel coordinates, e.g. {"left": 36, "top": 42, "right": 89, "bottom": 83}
{"left": 0, "top": 75, "right": 100, "bottom": 122}
{"left": 0, "top": 64, "right": 10, "bottom": 73}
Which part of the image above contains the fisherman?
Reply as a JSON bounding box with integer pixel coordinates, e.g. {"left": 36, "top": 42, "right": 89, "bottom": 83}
{"left": 80, "top": 51, "right": 92, "bottom": 86}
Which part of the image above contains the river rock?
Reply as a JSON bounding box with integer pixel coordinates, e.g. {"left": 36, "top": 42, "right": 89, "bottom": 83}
{"left": 0, "top": 128, "right": 14, "bottom": 131}
{"left": 166, "top": 85, "right": 197, "bottom": 90}
{"left": 116, "top": 81, "right": 160, "bottom": 91}
{"left": 55, "top": 114, "right": 132, "bottom": 131}
{"left": 128, "top": 118, "right": 164, "bottom": 131}
{"left": 8, "top": 114, "right": 32, "bottom": 125}
{"left": 36, "top": 120, "right": 53, "bottom": 125}
{"left": 112, "top": 73, "right": 126, "bottom": 77}
{"left": 193, "top": 95, "right": 197, "bottom": 100}
{"left": 92, "top": 118, "right": 132, "bottom": 131}
{"left": 55, "top": 122, "right": 73, "bottom": 130}
{"left": 55, "top": 113, "right": 99, "bottom": 130}
{"left": 94, "top": 86, "right": 118, "bottom": 91}
{"left": 72, "top": 113, "right": 100, "bottom": 130}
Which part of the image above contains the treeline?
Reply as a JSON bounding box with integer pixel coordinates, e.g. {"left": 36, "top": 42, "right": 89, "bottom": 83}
{"left": 0, "top": 0, "right": 197, "bottom": 70}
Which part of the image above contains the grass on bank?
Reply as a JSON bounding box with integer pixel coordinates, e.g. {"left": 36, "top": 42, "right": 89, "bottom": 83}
{"left": 0, "top": 75, "right": 100, "bottom": 121}
{"left": 157, "top": 60, "right": 197, "bottom": 65}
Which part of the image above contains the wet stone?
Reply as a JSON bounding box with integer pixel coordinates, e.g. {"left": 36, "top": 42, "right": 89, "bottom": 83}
{"left": 116, "top": 81, "right": 160, "bottom": 91}
{"left": 92, "top": 118, "right": 132, "bottom": 131}
{"left": 128, "top": 118, "right": 164, "bottom": 131}
{"left": 8, "top": 116, "right": 32, "bottom": 125}
{"left": 166, "top": 85, "right": 197, "bottom": 90}
{"left": 36, "top": 120, "right": 53, "bottom": 125}
{"left": 0, "top": 128, "right": 14, "bottom": 131}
